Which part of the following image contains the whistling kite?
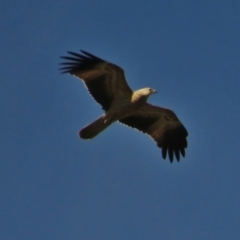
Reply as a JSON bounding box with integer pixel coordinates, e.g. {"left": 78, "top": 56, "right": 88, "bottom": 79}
{"left": 60, "top": 50, "right": 188, "bottom": 162}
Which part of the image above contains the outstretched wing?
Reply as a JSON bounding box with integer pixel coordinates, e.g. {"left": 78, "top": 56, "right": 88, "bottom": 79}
{"left": 60, "top": 50, "right": 132, "bottom": 111}
{"left": 119, "top": 103, "right": 188, "bottom": 162}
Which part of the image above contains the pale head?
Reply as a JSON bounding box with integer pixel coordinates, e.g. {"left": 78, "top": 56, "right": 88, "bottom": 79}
{"left": 138, "top": 87, "right": 157, "bottom": 96}
{"left": 132, "top": 87, "right": 157, "bottom": 104}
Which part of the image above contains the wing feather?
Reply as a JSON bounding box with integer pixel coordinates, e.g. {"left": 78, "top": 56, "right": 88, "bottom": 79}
{"left": 59, "top": 50, "right": 132, "bottom": 110}
{"left": 119, "top": 103, "right": 188, "bottom": 162}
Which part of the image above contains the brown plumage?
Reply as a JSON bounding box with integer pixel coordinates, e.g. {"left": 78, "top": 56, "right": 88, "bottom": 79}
{"left": 60, "top": 50, "right": 188, "bottom": 162}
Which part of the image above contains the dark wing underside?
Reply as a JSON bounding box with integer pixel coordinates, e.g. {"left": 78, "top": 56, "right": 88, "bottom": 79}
{"left": 120, "top": 103, "right": 188, "bottom": 162}
{"left": 60, "top": 50, "right": 132, "bottom": 111}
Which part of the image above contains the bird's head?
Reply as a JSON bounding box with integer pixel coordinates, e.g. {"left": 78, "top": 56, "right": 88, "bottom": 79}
{"left": 139, "top": 87, "right": 157, "bottom": 96}
{"left": 132, "top": 87, "right": 157, "bottom": 103}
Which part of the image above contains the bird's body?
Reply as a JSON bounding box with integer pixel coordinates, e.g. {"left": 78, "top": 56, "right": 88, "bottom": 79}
{"left": 60, "top": 50, "right": 188, "bottom": 162}
{"left": 80, "top": 87, "right": 156, "bottom": 139}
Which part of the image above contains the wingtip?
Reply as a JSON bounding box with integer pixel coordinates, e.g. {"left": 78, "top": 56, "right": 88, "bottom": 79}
{"left": 80, "top": 50, "right": 89, "bottom": 54}
{"left": 58, "top": 67, "right": 71, "bottom": 74}
{"left": 175, "top": 151, "right": 180, "bottom": 162}
{"left": 80, "top": 50, "right": 93, "bottom": 56}
{"left": 168, "top": 149, "right": 174, "bottom": 163}
{"left": 180, "top": 148, "right": 185, "bottom": 157}
{"left": 162, "top": 147, "right": 185, "bottom": 162}
{"left": 80, "top": 50, "right": 104, "bottom": 61}
{"left": 162, "top": 148, "right": 167, "bottom": 160}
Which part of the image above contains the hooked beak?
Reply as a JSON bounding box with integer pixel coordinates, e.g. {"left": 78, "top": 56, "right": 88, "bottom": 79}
{"left": 151, "top": 89, "right": 157, "bottom": 94}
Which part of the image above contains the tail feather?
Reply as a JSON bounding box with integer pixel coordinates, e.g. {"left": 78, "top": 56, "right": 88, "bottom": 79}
{"left": 79, "top": 115, "right": 113, "bottom": 139}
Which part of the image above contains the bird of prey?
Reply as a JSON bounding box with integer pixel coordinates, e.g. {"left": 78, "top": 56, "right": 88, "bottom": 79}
{"left": 60, "top": 50, "right": 188, "bottom": 162}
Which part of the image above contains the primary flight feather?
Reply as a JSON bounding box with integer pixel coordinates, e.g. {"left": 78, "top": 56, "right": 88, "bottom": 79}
{"left": 60, "top": 50, "right": 188, "bottom": 162}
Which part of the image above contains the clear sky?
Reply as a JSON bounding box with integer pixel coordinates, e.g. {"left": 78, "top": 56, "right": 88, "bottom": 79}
{"left": 1, "top": 1, "right": 240, "bottom": 239}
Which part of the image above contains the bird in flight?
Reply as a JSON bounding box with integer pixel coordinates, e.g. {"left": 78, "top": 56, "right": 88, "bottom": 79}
{"left": 60, "top": 50, "right": 188, "bottom": 162}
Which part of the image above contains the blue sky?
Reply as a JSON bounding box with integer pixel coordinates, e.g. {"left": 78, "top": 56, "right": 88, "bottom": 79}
{"left": 1, "top": 1, "right": 240, "bottom": 239}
